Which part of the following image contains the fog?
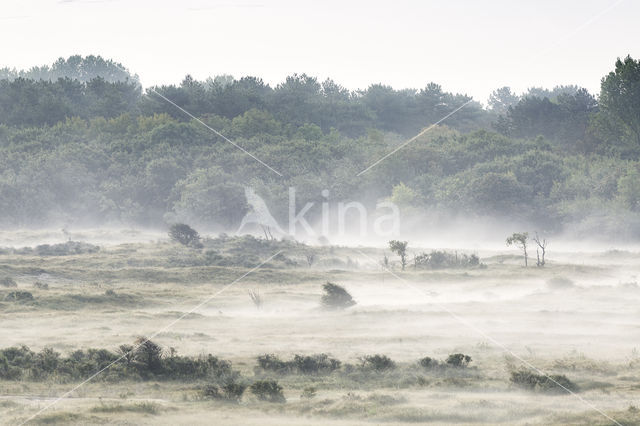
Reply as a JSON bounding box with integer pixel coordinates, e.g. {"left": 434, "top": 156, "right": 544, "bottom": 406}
{"left": 2, "top": 4, "right": 640, "bottom": 421}
{"left": 1, "top": 226, "right": 639, "bottom": 424}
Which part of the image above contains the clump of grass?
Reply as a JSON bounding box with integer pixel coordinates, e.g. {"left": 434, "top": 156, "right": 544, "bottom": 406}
{"left": 32, "top": 412, "right": 82, "bottom": 424}
{"left": 321, "top": 282, "right": 356, "bottom": 310}
{"left": 250, "top": 379, "right": 286, "bottom": 403}
{"left": 510, "top": 369, "right": 578, "bottom": 393}
{"left": 91, "top": 401, "right": 160, "bottom": 414}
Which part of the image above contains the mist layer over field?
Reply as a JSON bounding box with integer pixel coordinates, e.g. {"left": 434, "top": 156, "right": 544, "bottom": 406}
{"left": 1, "top": 230, "right": 639, "bottom": 425}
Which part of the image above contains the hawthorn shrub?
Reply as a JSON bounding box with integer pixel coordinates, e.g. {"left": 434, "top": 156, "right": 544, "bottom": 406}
{"left": 321, "top": 282, "right": 356, "bottom": 310}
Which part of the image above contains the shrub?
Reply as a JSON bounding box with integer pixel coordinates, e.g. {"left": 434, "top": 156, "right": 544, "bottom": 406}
{"left": 202, "top": 380, "right": 247, "bottom": 403}
{"left": 361, "top": 354, "right": 396, "bottom": 372}
{"left": 321, "top": 282, "right": 356, "bottom": 310}
{"left": 33, "top": 281, "right": 49, "bottom": 290}
{"left": 445, "top": 353, "right": 472, "bottom": 368}
{"left": 162, "top": 354, "right": 235, "bottom": 381}
{"left": 292, "top": 354, "right": 341, "bottom": 375}
{"left": 0, "top": 276, "right": 17, "bottom": 288}
{"left": 0, "top": 342, "right": 237, "bottom": 383}
{"left": 256, "top": 354, "right": 290, "bottom": 373}
{"left": 250, "top": 379, "right": 286, "bottom": 403}
{"left": 168, "top": 223, "right": 202, "bottom": 248}
{"left": 221, "top": 381, "right": 248, "bottom": 402}
{"left": 419, "top": 356, "right": 440, "bottom": 369}
{"left": 510, "top": 369, "right": 578, "bottom": 393}
{"left": 3, "top": 291, "right": 33, "bottom": 302}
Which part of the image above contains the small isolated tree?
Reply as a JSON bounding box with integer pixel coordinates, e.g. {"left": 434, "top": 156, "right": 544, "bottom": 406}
{"left": 305, "top": 252, "right": 316, "bottom": 268}
{"left": 389, "top": 240, "right": 408, "bottom": 270}
{"left": 506, "top": 232, "right": 529, "bottom": 267}
{"left": 168, "top": 223, "right": 202, "bottom": 248}
{"left": 248, "top": 289, "right": 263, "bottom": 309}
{"left": 380, "top": 252, "right": 390, "bottom": 270}
{"left": 533, "top": 232, "right": 547, "bottom": 267}
{"left": 321, "top": 282, "right": 356, "bottom": 310}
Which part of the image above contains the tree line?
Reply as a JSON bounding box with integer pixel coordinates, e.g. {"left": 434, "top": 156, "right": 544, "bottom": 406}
{"left": 0, "top": 55, "right": 639, "bottom": 238}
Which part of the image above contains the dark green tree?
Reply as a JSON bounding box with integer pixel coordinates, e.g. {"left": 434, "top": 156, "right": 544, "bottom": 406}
{"left": 599, "top": 55, "right": 640, "bottom": 146}
{"left": 389, "top": 240, "right": 408, "bottom": 270}
{"left": 506, "top": 232, "right": 529, "bottom": 267}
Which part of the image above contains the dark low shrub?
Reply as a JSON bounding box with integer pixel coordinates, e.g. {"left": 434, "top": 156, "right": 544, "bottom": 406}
{"left": 256, "top": 354, "right": 290, "bottom": 373}
{"left": 202, "top": 380, "right": 247, "bottom": 403}
{"left": 360, "top": 354, "right": 396, "bottom": 372}
{"left": 256, "top": 353, "right": 341, "bottom": 375}
{"left": 0, "top": 340, "right": 237, "bottom": 383}
{"left": 3, "top": 291, "right": 34, "bottom": 302}
{"left": 321, "top": 282, "right": 356, "bottom": 310}
{"left": 250, "top": 379, "right": 286, "bottom": 403}
{"left": 292, "top": 354, "right": 341, "bottom": 374}
{"left": 419, "top": 356, "right": 440, "bottom": 369}
{"left": 445, "top": 353, "right": 472, "bottom": 368}
{"left": 169, "top": 223, "right": 203, "bottom": 248}
{"left": 510, "top": 369, "right": 578, "bottom": 393}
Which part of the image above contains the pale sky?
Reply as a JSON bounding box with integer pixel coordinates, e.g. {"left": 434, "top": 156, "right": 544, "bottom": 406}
{"left": 1, "top": 0, "right": 638, "bottom": 104}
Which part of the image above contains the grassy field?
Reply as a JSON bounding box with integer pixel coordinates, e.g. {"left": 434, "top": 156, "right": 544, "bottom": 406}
{"left": 1, "top": 232, "right": 640, "bottom": 425}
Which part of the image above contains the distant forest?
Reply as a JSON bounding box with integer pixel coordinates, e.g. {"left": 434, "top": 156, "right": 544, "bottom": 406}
{"left": 1, "top": 55, "right": 640, "bottom": 238}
